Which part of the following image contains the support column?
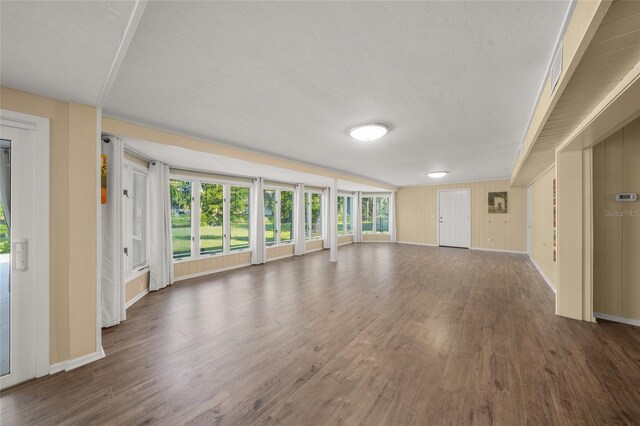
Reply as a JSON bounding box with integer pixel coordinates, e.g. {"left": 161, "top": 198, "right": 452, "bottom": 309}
{"left": 329, "top": 179, "right": 338, "bottom": 262}
{"left": 556, "top": 148, "right": 594, "bottom": 321}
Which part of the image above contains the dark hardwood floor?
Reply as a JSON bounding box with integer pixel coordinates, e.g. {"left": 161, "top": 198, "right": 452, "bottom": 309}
{"left": 3, "top": 244, "right": 640, "bottom": 425}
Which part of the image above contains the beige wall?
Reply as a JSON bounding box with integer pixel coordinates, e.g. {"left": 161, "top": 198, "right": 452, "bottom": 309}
{"left": 338, "top": 235, "right": 353, "bottom": 245}
{"left": 530, "top": 167, "right": 557, "bottom": 289}
{"left": 175, "top": 251, "right": 252, "bottom": 279}
{"left": 125, "top": 272, "right": 149, "bottom": 304}
{"left": 266, "top": 244, "right": 295, "bottom": 261}
{"left": 363, "top": 233, "right": 390, "bottom": 242}
{"left": 593, "top": 117, "right": 640, "bottom": 319}
{"left": 396, "top": 179, "right": 527, "bottom": 252}
{"left": 306, "top": 239, "right": 324, "bottom": 252}
{"left": 1, "top": 87, "right": 97, "bottom": 363}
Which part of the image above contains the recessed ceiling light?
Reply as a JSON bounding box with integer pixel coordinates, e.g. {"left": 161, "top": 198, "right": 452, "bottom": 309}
{"left": 349, "top": 123, "right": 388, "bottom": 141}
{"left": 428, "top": 171, "right": 448, "bottom": 178}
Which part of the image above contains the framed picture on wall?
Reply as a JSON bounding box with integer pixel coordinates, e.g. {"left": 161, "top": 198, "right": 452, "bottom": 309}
{"left": 488, "top": 191, "right": 508, "bottom": 213}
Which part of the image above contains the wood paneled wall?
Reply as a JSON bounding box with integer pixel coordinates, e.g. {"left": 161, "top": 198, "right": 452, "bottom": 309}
{"left": 125, "top": 272, "right": 149, "bottom": 304}
{"left": 174, "top": 251, "right": 252, "bottom": 279}
{"left": 593, "top": 117, "right": 640, "bottom": 319}
{"left": 266, "top": 245, "right": 295, "bottom": 261}
{"left": 396, "top": 179, "right": 527, "bottom": 252}
{"left": 305, "top": 239, "right": 324, "bottom": 252}
{"left": 363, "top": 234, "right": 390, "bottom": 242}
{"left": 530, "top": 167, "right": 557, "bottom": 289}
{"left": 338, "top": 235, "right": 353, "bottom": 245}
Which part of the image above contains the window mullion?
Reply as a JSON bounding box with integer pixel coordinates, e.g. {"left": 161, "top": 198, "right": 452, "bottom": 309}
{"left": 373, "top": 196, "right": 377, "bottom": 233}
{"left": 223, "top": 184, "right": 231, "bottom": 253}
{"left": 276, "top": 189, "right": 281, "bottom": 245}
{"left": 193, "top": 180, "right": 200, "bottom": 259}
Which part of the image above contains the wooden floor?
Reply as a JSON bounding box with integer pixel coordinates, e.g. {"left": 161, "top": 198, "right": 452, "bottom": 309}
{"left": 3, "top": 244, "right": 640, "bottom": 425}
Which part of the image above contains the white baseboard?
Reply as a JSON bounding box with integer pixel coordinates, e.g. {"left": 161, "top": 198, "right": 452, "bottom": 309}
{"left": 49, "top": 347, "right": 106, "bottom": 374}
{"left": 174, "top": 263, "right": 252, "bottom": 282}
{"left": 361, "top": 240, "right": 391, "bottom": 244}
{"left": 528, "top": 257, "right": 557, "bottom": 294}
{"left": 125, "top": 288, "right": 149, "bottom": 309}
{"left": 594, "top": 312, "right": 640, "bottom": 327}
{"left": 338, "top": 241, "right": 353, "bottom": 246}
{"left": 471, "top": 247, "right": 528, "bottom": 254}
{"left": 397, "top": 241, "right": 438, "bottom": 247}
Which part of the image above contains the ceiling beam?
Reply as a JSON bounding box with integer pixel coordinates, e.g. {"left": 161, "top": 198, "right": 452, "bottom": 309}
{"left": 96, "top": 0, "right": 148, "bottom": 109}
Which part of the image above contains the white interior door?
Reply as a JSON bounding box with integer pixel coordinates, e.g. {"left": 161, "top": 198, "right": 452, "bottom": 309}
{"left": 0, "top": 124, "right": 39, "bottom": 388}
{"left": 438, "top": 189, "right": 471, "bottom": 248}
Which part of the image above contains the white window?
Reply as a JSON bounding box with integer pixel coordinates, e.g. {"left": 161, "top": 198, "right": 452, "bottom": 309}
{"left": 337, "top": 194, "right": 353, "bottom": 236}
{"left": 264, "top": 187, "right": 294, "bottom": 246}
{"left": 304, "top": 191, "right": 322, "bottom": 240}
{"left": 362, "top": 195, "right": 389, "bottom": 234}
{"left": 126, "top": 165, "right": 149, "bottom": 274}
{"left": 170, "top": 175, "right": 251, "bottom": 260}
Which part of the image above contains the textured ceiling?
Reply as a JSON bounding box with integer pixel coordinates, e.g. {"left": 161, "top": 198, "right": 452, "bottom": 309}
{"left": 1, "top": 1, "right": 571, "bottom": 186}
{"left": 0, "top": 1, "right": 135, "bottom": 106}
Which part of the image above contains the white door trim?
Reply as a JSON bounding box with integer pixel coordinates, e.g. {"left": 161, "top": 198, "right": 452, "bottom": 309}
{"left": 436, "top": 188, "right": 471, "bottom": 249}
{"left": 0, "top": 109, "right": 50, "bottom": 379}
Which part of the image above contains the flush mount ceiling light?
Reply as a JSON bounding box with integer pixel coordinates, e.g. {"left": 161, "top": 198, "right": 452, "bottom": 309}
{"left": 428, "top": 171, "right": 449, "bottom": 178}
{"left": 349, "top": 123, "right": 388, "bottom": 141}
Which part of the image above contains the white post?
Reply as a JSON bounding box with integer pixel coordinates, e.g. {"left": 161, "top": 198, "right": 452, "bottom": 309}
{"left": 330, "top": 179, "right": 338, "bottom": 262}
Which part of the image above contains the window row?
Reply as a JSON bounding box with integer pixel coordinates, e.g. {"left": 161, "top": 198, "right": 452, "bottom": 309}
{"left": 170, "top": 179, "right": 250, "bottom": 259}
{"left": 362, "top": 195, "right": 389, "bottom": 233}
{"left": 167, "top": 179, "right": 390, "bottom": 260}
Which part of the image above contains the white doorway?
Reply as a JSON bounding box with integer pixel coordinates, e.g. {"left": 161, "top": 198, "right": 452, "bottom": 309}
{"left": 0, "top": 111, "right": 49, "bottom": 389}
{"left": 438, "top": 189, "right": 471, "bottom": 248}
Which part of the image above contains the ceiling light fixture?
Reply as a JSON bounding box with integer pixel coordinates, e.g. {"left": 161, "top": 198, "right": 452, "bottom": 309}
{"left": 428, "top": 171, "right": 449, "bottom": 178}
{"left": 349, "top": 123, "right": 388, "bottom": 141}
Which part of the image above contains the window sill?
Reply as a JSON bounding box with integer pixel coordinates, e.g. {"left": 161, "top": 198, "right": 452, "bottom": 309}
{"left": 266, "top": 241, "right": 295, "bottom": 249}
{"left": 305, "top": 237, "right": 323, "bottom": 242}
{"left": 363, "top": 232, "right": 390, "bottom": 235}
{"left": 127, "top": 266, "right": 149, "bottom": 282}
{"left": 173, "top": 248, "right": 252, "bottom": 264}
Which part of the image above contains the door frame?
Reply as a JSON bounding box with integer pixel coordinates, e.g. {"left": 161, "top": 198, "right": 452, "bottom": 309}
{"left": 436, "top": 188, "right": 471, "bottom": 248}
{"left": 0, "top": 109, "right": 50, "bottom": 379}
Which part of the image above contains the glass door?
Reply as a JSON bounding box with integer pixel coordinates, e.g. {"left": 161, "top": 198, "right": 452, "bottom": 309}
{"left": 0, "top": 139, "right": 10, "bottom": 377}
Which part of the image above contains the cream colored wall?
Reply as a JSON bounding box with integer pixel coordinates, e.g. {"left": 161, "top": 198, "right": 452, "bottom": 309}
{"left": 125, "top": 272, "right": 149, "bottom": 303}
{"left": 306, "top": 239, "right": 324, "bottom": 252}
{"left": 174, "top": 251, "right": 252, "bottom": 279}
{"left": 1, "top": 87, "right": 97, "bottom": 363}
{"left": 593, "top": 117, "right": 640, "bottom": 319}
{"left": 267, "top": 244, "right": 295, "bottom": 261}
{"left": 338, "top": 235, "right": 353, "bottom": 245}
{"left": 396, "top": 179, "right": 527, "bottom": 252}
{"left": 363, "top": 234, "right": 390, "bottom": 242}
{"left": 530, "top": 167, "right": 557, "bottom": 289}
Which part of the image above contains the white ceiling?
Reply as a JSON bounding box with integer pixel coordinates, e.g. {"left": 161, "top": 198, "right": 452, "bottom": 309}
{"left": 1, "top": 1, "right": 571, "bottom": 186}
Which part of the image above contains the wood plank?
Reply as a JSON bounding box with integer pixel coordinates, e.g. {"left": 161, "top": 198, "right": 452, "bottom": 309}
{"left": 2, "top": 244, "right": 640, "bottom": 424}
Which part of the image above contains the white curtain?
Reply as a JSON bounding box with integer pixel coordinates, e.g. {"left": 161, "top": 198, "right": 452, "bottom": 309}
{"left": 322, "top": 187, "right": 330, "bottom": 249}
{"left": 0, "top": 147, "right": 10, "bottom": 229}
{"left": 329, "top": 180, "right": 338, "bottom": 262}
{"left": 353, "top": 192, "right": 362, "bottom": 243}
{"left": 251, "top": 178, "right": 266, "bottom": 264}
{"left": 149, "top": 161, "right": 174, "bottom": 291}
{"left": 294, "top": 183, "right": 306, "bottom": 256}
{"left": 101, "top": 137, "right": 125, "bottom": 327}
{"left": 389, "top": 191, "right": 397, "bottom": 243}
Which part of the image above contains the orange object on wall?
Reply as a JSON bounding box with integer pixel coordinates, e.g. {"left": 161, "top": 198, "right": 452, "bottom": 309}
{"left": 101, "top": 154, "right": 107, "bottom": 204}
